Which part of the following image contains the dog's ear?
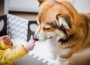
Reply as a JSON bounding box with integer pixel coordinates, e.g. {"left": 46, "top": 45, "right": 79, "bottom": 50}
{"left": 38, "top": 0, "right": 45, "bottom": 4}
{"left": 56, "top": 15, "right": 71, "bottom": 29}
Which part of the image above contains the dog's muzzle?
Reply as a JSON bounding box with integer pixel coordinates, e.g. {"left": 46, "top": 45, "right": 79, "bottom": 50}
{"left": 34, "top": 35, "right": 39, "bottom": 41}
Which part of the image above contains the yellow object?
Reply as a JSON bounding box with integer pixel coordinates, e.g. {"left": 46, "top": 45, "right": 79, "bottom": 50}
{"left": 0, "top": 37, "right": 27, "bottom": 65}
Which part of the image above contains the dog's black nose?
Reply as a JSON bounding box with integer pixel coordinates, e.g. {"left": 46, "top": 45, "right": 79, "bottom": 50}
{"left": 34, "top": 38, "right": 39, "bottom": 41}
{"left": 34, "top": 36, "right": 39, "bottom": 41}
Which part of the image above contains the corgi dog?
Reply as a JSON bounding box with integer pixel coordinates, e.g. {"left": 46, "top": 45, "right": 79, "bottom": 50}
{"left": 34, "top": 0, "right": 90, "bottom": 65}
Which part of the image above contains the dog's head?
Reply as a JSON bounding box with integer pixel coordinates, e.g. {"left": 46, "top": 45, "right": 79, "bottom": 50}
{"left": 34, "top": 0, "right": 84, "bottom": 48}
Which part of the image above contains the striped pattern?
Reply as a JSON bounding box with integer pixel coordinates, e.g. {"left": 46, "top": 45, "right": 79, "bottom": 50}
{"left": 7, "top": 14, "right": 28, "bottom": 41}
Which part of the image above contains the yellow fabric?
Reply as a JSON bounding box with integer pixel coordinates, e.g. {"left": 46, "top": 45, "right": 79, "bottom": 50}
{"left": 0, "top": 37, "right": 27, "bottom": 65}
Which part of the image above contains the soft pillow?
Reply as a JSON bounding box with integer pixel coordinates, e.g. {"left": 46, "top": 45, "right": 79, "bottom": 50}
{"left": 0, "top": 15, "right": 7, "bottom": 36}
{"left": 7, "top": 14, "right": 28, "bottom": 41}
{"left": 27, "top": 21, "right": 38, "bottom": 41}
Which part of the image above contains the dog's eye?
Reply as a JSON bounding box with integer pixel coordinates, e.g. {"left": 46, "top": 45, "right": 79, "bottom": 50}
{"left": 44, "top": 27, "right": 51, "bottom": 30}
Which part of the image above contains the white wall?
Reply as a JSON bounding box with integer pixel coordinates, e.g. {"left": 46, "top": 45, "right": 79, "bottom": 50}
{"left": 4, "top": 0, "right": 90, "bottom": 13}
{"left": 9, "top": 0, "right": 39, "bottom": 12}
{"left": 4, "top": 0, "right": 39, "bottom": 13}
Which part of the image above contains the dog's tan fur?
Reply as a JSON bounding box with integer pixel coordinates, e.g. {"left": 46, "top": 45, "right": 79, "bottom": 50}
{"left": 35, "top": 0, "right": 90, "bottom": 65}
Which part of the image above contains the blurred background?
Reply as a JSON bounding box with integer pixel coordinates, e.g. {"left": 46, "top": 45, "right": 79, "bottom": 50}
{"left": 0, "top": 0, "right": 90, "bottom": 21}
{"left": 0, "top": 0, "right": 90, "bottom": 65}
{"left": 0, "top": 0, "right": 39, "bottom": 20}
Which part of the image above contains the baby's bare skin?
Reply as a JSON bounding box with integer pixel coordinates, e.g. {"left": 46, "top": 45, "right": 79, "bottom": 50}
{"left": 2, "top": 35, "right": 13, "bottom": 46}
{"left": 2, "top": 35, "right": 35, "bottom": 52}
